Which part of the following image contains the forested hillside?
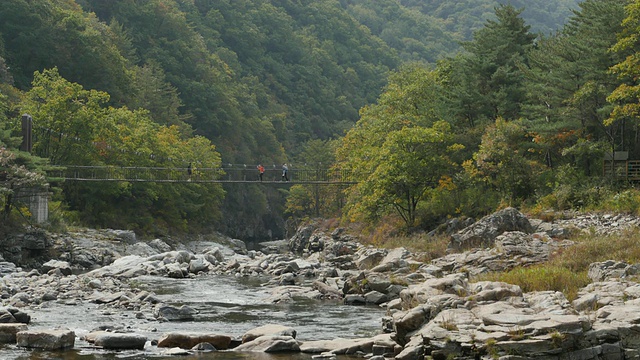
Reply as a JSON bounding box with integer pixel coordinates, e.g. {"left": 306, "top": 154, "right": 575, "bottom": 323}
{"left": 6, "top": 0, "right": 632, "bottom": 240}
{"left": 345, "top": 0, "right": 580, "bottom": 62}
{"left": 399, "top": 0, "right": 580, "bottom": 39}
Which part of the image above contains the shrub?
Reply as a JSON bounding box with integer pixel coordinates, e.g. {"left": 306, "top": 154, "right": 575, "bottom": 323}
{"left": 550, "top": 330, "right": 566, "bottom": 348}
{"left": 602, "top": 189, "right": 640, "bottom": 215}
{"left": 532, "top": 164, "right": 612, "bottom": 211}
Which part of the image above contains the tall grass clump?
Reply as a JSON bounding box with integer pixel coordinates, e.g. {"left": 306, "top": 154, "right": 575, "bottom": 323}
{"left": 474, "top": 265, "right": 589, "bottom": 301}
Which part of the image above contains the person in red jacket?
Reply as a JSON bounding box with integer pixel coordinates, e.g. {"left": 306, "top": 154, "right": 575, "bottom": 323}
{"left": 257, "top": 164, "right": 265, "bottom": 181}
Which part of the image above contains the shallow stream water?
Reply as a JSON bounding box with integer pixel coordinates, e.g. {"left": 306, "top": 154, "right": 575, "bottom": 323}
{"left": 0, "top": 274, "right": 386, "bottom": 360}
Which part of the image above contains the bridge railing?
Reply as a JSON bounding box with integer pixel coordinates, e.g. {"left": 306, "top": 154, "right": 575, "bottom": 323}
{"left": 47, "top": 165, "right": 218, "bottom": 182}
{"left": 603, "top": 160, "right": 640, "bottom": 180}
{"left": 221, "top": 167, "right": 354, "bottom": 183}
{"left": 46, "top": 165, "right": 356, "bottom": 184}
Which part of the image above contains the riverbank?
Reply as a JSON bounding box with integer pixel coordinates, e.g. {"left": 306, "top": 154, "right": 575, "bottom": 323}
{"left": 2, "top": 207, "right": 640, "bottom": 359}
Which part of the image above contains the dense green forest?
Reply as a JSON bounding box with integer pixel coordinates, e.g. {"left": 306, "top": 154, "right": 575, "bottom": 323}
{"left": 3, "top": 0, "right": 639, "bottom": 240}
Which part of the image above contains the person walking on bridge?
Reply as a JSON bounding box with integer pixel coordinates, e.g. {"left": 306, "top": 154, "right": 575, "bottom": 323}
{"left": 282, "top": 163, "right": 289, "bottom": 181}
{"left": 257, "top": 164, "right": 265, "bottom": 181}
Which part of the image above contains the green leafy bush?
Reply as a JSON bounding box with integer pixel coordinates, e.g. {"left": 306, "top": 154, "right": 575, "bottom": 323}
{"left": 602, "top": 189, "right": 640, "bottom": 215}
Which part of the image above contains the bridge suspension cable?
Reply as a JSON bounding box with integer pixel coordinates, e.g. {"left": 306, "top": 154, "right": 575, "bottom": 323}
{"left": 46, "top": 165, "right": 356, "bottom": 184}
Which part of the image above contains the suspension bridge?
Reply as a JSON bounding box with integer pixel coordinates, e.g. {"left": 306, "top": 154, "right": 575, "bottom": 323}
{"left": 45, "top": 165, "right": 356, "bottom": 184}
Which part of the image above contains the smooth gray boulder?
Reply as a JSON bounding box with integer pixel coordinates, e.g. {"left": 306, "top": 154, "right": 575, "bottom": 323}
{"left": 242, "top": 324, "right": 297, "bottom": 343}
{"left": 234, "top": 335, "right": 300, "bottom": 352}
{"left": 154, "top": 304, "right": 198, "bottom": 321}
{"left": 300, "top": 337, "right": 375, "bottom": 354}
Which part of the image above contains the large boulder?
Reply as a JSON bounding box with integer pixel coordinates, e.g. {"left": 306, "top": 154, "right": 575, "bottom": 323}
{"left": 188, "top": 256, "right": 211, "bottom": 274}
{"left": 449, "top": 207, "right": 533, "bottom": 251}
{"left": 0, "top": 307, "right": 31, "bottom": 324}
{"left": 0, "top": 323, "right": 28, "bottom": 343}
{"left": 355, "top": 248, "right": 387, "bottom": 270}
{"left": 371, "top": 248, "right": 411, "bottom": 272}
{"left": 16, "top": 329, "right": 75, "bottom": 350}
{"left": 85, "top": 255, "right": 148, "bottom": 278}
{"left": 234, "top": 335, "right": 300, "bottom": 352}
{"left": 242, "top": 324, "right": 297, "bottom": 343}
{"left": 288, "top": 224, "right": 318, "bottom": 254}
{"left": 154, "top": 304, "right": 198, "bottom": 321}
{"left": 300, "top": 337, "right": 377, "bottom": 354}
{"left": 87, "top": 331, "right": 147, "bottom": 350}
{"left": 0, "top": 262, "right": 18, "bottom": 277}
{"left": 41, "top": 260, "right": 72, "bottom": 276}
{"left": 157, "top": 332, "right": 231, "bottom": 349}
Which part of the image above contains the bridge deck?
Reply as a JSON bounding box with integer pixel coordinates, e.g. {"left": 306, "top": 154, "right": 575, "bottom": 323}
{"left": 46, "top": 166, "right": 356, "bottom": 185}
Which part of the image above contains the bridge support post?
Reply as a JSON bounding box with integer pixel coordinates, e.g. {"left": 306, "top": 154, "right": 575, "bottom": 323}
{"left": 18, "top": 114, "right": 48, "bottom": 223}
{"left": 16, "top": 187, "right": 49, "bottom": 224}
{"left": 20, "top": 114, "right": 33, "bottom": 153}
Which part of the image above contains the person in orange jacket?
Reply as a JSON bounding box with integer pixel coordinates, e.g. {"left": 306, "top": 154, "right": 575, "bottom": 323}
{"left": 257, "top": 164, "right": 265, "bottom": 181}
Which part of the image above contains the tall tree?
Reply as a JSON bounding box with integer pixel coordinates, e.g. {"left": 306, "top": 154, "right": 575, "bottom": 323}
{"left": 340, "top": 122, "right": 462, "bottom": 228}
{"left": 337, "top": 65, "right": 462, "bottom": 228}
{"left": 607, "top": 0, "right": 640, "bottom": 158}
{"left": 466, "top": 118, "right": 542, "bottom": 203}
{"left": 445, "top": 5, "right": 536, "bottom": 127}
{"left": 524, "top": 0, "right": 628, "bottom": 172}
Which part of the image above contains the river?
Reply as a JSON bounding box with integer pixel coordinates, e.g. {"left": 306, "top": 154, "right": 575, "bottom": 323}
{"left": 0, "top": 273, "right": 387, "bottom": 359}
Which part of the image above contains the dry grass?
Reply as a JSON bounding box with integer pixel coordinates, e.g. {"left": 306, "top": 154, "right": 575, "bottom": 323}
{"left": 349, "top": 215, "right": 451, "bottom": 261}
{"left": 474, "top": 265, "right": 589, "bottom": 301}
{"left": 371, "top": 232, "right": 450, "bottom": 262}
{"left": 473, "top": 227, "right": 640, "bottom": 301}
{"left": 550, "top": 227, "right": 640, "bottom": 271}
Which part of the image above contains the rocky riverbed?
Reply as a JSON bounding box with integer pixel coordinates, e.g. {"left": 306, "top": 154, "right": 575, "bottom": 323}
{"left": 2, "top": 207, "right": 640, "bottom": 359}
